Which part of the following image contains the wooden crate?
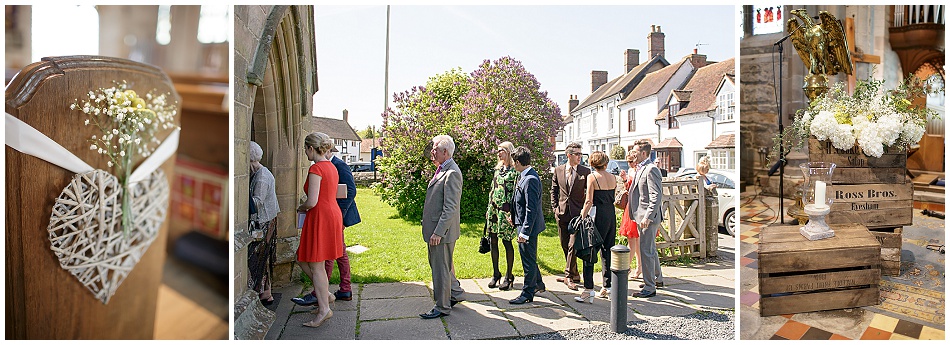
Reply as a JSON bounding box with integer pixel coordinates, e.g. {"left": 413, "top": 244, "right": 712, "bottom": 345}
{"left": 758, "top": 223, "right": 881, "bottom": 316}
{"left": 809, "top": 138, "right": 913, "bottom": 229}
{"left": 870, "top": 227, "right": 903, "bottom": 276}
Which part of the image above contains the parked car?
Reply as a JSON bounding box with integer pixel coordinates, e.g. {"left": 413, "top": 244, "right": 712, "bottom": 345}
{"left": 348, "top": 162, "right": 373, "bottom": 172}
{"left": 673, "top": 169, "right": 736, "bottom": 236}
{"left": 606, "top": 160, "right": 630, "bottom": 175}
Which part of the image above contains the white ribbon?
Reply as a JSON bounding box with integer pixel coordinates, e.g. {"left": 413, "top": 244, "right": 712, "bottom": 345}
{"left": 5, "top": 112, "right": 179, "bottom": 182}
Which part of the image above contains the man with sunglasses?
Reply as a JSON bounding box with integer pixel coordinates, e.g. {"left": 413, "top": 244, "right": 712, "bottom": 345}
{"left": 551, "top": 142, "right": 589, "bottom": 291}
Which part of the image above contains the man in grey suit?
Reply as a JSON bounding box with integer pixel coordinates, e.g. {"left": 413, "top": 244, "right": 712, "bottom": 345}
{"left": 419, "top": 135, "right": 465, "bottom": 319}
{"left": 628, "top": 139, "right": 664, "bottom": 298}
{"left": 509, "top": 146, "right": 547, "bottom": 304}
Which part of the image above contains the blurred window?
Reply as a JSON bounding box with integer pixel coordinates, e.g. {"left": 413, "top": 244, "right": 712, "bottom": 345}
{"left": 197, "top": 5, "right": 230, "bottom": 44}
{"left": 156, "top": 5, "right": 171, "bottom": 45}
{"left": 32, "top": 5, "right": 98, "bottom": 61}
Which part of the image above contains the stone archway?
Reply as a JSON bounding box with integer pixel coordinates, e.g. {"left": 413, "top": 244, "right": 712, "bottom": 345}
{"left": 234, "top": 5, "right": 316, "bottom": 339}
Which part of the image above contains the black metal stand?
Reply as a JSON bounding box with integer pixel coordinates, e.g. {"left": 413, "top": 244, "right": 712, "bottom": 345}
{"left": 773, "top": 32, "right": 794, "bottom": 225}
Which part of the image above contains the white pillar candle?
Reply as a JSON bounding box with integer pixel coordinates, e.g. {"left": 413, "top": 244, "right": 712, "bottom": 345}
{"left": 815, "top": 181, "right": 827, "bottom": 206}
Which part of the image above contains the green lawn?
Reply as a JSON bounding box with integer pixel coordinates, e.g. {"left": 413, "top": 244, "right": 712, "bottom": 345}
{"left": 328, "top": 188, "right": 594, "bottom": 284}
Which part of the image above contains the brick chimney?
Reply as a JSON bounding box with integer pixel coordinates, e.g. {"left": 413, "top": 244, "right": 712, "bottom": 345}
{"left": 568, "top": 95, "right": 579, "bottom": 112}
{"left": 689, "top": 48, "right": 708, "bottom": 68}
{"left": 342, "top": 109, "right": 349, "bottom": 122}
{"left": 648, "top": 25, "right": 665, "bottom": 59}
{"left": 625, "top": 49, "right": 640, "bottom": 73}
{"left": 591, "top": 71, "right": 608, "bottom": 92}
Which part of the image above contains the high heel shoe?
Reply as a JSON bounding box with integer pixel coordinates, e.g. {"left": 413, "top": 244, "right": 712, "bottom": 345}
{"left": 303, "top": 310, "right": 333, "bottom": 328}
{"left": 574, "top": 289, "right": 595, "bottom": 303}
{"left": 488, "top": 275, "right": 501, "bottom": 289}
{"left": 499, "top": 275, "right": 514, "bottom": 291}
{"left": 597, "top": 287, "right": 610, "bottom": 299}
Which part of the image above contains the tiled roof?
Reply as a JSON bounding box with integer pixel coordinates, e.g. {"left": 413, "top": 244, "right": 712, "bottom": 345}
{"left": 655, "top": 137, "right": 683, "bottom": 148}
{"left": 672, "top": 90, "right": 692, "bottom": 102}
{"left": 360, "top": 138, "right": 382, "bottom": 153}
{"left": 574, "top": 54, "right": 668, "bottom": 112}
{"left": 312, "top": 116, "right": 361, "bottom": 141}
{"left": 621, "top": 57, "right": 691, "bottom": 105}
{"left": 675, "top": 58, "right": 735, "bottom": 116}
{"left": 705, "top": 133, "right": 735, "bottom": 149}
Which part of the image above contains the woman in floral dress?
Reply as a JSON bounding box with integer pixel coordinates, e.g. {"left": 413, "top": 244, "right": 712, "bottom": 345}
{"left": 484, "top": 141, "right": 519, "bottom": 290}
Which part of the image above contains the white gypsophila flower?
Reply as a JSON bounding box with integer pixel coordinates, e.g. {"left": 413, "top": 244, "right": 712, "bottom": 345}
{"left": 70, "top": 104, "right": 76, "bottom": 110}
{"left": 84, "top": 119, "right": 90, "bottom": 125}
{"left": 119, "top": 151, "right": 125, "bottom": 157}
{"left": 90, "top": 144, "right": 97, "bottom": 150}
{"left": 810, "top": 111, "right": 838, "bottom": 141}
{"left": 98, "top": 148, "right": 104, "bottom": 154}
{"left": 107, "top": 161, "right": 113, "bottom": 167}
{"left": 112, "top": 128, "right": 119, "bottom": 135}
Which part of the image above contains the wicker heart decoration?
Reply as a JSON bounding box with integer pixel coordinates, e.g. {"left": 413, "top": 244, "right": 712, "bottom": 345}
{"left": 47, "top": 169, "right": 169, "bottom": 304}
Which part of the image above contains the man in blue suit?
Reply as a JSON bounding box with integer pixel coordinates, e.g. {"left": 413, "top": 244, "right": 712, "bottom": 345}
{"left": 509, "top": 146, "right": 546, "bottom": 304}
{"left": 326, "top": 147, "right": 361, "bottom": 301}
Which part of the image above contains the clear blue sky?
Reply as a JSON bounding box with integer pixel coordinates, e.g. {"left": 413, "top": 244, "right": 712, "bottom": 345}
{"left": 313, "top": 5, "right": 737, "bottom": 132}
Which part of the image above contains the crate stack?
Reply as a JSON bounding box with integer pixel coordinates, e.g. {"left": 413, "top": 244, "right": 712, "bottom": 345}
{"left": 808, "top": 138, "right": 911, "bottom": 275}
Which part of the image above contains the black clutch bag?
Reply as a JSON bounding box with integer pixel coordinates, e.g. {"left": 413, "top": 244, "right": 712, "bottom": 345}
{"left": 478, "top": 223, "right": 491, "bottom": 254}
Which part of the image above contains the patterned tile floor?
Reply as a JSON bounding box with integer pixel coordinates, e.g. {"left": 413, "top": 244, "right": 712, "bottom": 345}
{"left": 738, "top": 191, "right": 945, "bottom": 340}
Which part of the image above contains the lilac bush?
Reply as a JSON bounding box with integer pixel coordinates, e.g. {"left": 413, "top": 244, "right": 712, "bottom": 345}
{"left": 377, "top": 57, "right": 562, "bottom": 221}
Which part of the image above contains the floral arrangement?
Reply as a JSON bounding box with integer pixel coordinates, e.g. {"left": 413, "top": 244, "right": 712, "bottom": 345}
{"left": 777, "top": 74, "right": 941, "bottom": 158}
{"left": 70, "top": 81, "right": 178, "bottom": 235}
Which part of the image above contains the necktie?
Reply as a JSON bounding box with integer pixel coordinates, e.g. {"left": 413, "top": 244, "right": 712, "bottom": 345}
{"left": 431, "top": 165, "right": 442, "bottom": 183}
{"left": 567, "top": 166, "right": 574, "bottom": 190}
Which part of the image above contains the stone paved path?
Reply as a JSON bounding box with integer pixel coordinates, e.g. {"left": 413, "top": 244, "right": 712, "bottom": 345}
{"left": 265, "top": 234, "right": 736, "bottom": 340}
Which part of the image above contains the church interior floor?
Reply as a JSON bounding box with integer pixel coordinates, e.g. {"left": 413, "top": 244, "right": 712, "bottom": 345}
{"left": 738, "top": 191, "right": 945, "bottom": 340}
{"left": 153, "top": 256, "right": 229, "bottom": 340}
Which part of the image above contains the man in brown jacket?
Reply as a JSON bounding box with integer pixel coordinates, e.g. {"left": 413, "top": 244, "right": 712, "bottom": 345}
{"left": 550, "top": 142, "right": 589, "bottom": 290}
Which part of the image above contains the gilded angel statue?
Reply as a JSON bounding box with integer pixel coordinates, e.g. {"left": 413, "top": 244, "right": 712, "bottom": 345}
{"left": 787, "top": 9, "right": 854, "bottom": 99}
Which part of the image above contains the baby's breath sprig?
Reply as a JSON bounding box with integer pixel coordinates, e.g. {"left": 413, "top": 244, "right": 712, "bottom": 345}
{"left": 70, "top": 80, "right": 179, "bottom": 236}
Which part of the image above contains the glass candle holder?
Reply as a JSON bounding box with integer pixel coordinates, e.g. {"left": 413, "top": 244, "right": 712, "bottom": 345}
{"left": 799, "top": 162, "right": 836, "bottom": 240}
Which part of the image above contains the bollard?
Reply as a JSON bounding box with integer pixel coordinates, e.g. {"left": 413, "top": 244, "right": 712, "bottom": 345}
{"left": 609, "top": 245, "right": 630, "bottom": 333}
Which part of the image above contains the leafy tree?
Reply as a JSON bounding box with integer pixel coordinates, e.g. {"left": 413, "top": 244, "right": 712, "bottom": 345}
{"left": 377, "top": 57, "right": 562, "bottom": 221}
{"left": 375, "top": 69, "right": 470, "bottom": 220}
{"left": 358, "top": 125, "right": 377, "bottom": 139}
{"left": 610, "top": 145, "right": 626, "bottom": 160}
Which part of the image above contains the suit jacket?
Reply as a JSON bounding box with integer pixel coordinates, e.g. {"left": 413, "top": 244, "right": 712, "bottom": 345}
{"left": 330, "top": 155, "right": 361, "bottom": 227}
{"left": 422, "top": 159, "right": 463, "bottom": 243}
{"left": 514, "top": 167, "right": 545, "bottom": 238}
{"left": 551, "top": 163, "right": 590, "bottom": 220}
{"left": 628, "top": 160, "right": 664, "bottom": 224}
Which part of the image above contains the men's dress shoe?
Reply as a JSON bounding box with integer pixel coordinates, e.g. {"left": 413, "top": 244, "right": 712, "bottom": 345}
{"left": 291, "top": 293, "right": 318, "bottom": 306}
{"left": 419, "top": 308, "right": 446, "bottom": 319}
{"left": 556, "top": 277, "right": 567, "bottom": 283}
{"left": 334, "top": 290, "right": 353, "bottom": 301}
{"left": 535, "top": 284, "right": 547, "bottom": 294}
{"left": 639, "top": 282, "right": 664, "bottom": 289}
{"left": 509, "top": 295, "right": 532, "bottom": 304}
{"left": 450, "top": 298, "right": 462, "bottom": 307}
{"left": 631, "top": 290, "right": 656, "bottom": 298}
{"left": 565, "top": 279, "right": 578, "bottom": 291}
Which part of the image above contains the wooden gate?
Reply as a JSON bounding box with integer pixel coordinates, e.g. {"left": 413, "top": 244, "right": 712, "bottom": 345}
{"left": 656, "top": 179, "right": 707, "bottom": 261}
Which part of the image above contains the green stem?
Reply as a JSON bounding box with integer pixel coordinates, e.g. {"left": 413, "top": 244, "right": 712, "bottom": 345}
{"left": 121, "top": 145, "right": 133, "bottom": 239}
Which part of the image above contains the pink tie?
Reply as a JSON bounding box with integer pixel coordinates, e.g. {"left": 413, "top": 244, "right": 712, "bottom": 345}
{"left": 431, "top": 165, "right": 442, "bottom": 182}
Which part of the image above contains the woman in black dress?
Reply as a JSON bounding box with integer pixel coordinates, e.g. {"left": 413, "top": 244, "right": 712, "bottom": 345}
{"left": 575, "top": 151, "right": 617, "bottom": 303}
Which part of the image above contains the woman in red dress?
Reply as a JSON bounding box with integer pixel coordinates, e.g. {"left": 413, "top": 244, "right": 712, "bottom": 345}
{"left": 296, "top": 132, "right": 344, "bottom": 328}
{"left": 618, "top": 150, "right": 641, "bottom": 280}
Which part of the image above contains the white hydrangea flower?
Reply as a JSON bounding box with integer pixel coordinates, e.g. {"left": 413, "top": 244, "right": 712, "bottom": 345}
{"left": 875, "top": 113, "right": 902, "bottom": 147}
{"left": 901, "top": 123, "right": 925, "bottom": 145}
{"left": 810, "top": 111, "right": 838, "bottom": 141}
{"left": 829, "top": 123, "right": 856, "bottom": 150}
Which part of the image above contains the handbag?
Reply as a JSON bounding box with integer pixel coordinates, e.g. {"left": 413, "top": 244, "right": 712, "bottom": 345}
{"left": 478, "top": 223, "right": 491, "bottom": 254}
{"left": 614, "top": 189, "right": 628, "bottom": 210}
